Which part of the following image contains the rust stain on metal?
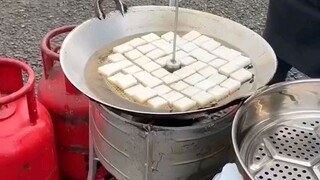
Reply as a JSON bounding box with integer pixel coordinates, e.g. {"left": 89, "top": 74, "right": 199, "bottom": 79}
{"left": 59, "top": 145, "right": 89, "bottom": 154}
{"left": 55, "top": 113, "right": 89, "bottom": 125}
{"left": 23, "top": 163, "right": 30, "bottom": 171}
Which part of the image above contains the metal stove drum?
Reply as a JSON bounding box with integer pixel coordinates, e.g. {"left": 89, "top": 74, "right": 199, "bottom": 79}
{"left": 59, "top": 4, "right": 277, "bottom": 180}
{"left": 88, "top": 102, "right": 239, "bottom": 180}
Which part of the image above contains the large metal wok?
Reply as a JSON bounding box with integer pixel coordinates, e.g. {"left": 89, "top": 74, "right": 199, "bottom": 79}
{"left": 59, "top": 5, "right": 277, "bottom": 118}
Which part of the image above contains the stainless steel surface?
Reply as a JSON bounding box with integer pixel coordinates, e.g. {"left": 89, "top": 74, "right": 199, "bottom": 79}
{"left": 89, "top": 100, "right": 238, "bottom": 180}
{"left": 165, "top": 0, "right": 181, "bottom": 72}
{"left": 60, "top": 6, "right": 277, "bottom": 116}
{"left": 232, "top": 79, "right": 320, "bottom": 180}
{"left": 171, "top": 0, "right": 179, "bottom": 65}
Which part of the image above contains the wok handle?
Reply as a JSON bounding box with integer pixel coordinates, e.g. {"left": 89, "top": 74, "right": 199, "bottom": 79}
{"left": 95, "top": 0, "right": 127, "bottom": 20}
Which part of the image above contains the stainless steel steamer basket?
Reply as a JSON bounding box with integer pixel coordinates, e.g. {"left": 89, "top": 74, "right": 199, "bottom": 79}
{"left": 59, "top": 6, "right": 277, "bottom": 117}
{"left": 232, "top": 79, "right": 320, "bottom": 180}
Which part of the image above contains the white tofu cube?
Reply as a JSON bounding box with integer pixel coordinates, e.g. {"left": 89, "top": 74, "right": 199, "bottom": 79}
{"left": 212, "top": 46, "right": 230, "bottom": 58}
{"left": 152, "top": 39, "right": 171, "bottom": 49}
{"left": 158, "top": 51, "right": 188, "bottom": 60}
{"left": 198, "top": 66, "right": 218, "bottom": 78}
{"left": 229, "top": 48, "right": 242, "bottom": 58}
{"left": 147, "top": 77, "right": 163, "bottom": 88}
{"left": 175, "top": 51, "right": 189, "bottom": 60}
{"left": 173, "top": 97, "right": 197, "bottom": 111}
{"left": 115, "top": 74, "right": 138, "bottom": 89}
{"left": 173, "top": 37, "right": 188, "bottom": 46}
{"left": 123, "top": 65, "right": 142, "bottom": 74}
{"left": 189, "top": 48, "right": 207, "bottom": 59}
{"left": 180, "top": 42, "right": 198, "bottom": 52}
{"left": 141, "top": 76, "right": 163, "bottom": 88}
{"left": 170, "top": 81, "right": 189, "bottom": 91}
{"left": 134, "top": 56, "right": 152, "bottom": 66}
{"left": 113, "top": 43, "right": 133, "bottom": 53}
{"left": 133, "top": 71, "right": 152, "bottom": 82}
{"left": 192, "top": 35, "right": 211, "bottom": 46}
{"left": 188, "top": 61, "right": 207, "bottom": 71}
{"left": 106, "top": 53, "right": 126, "bottom": 62}
{"left": 180, "top": 56, "right": 197, "bottom": 66}
{"left": 197, "top": 52, "right": 217, "bottom": 63}
{"left": 161, "top": 91, "right": 184, "bottom": 104}
{"left": 147, "top": 96, "right": 169, "bottom": 109}
{"left": 184, "top": 73, "right": 205, "bottom": 85}
{"left": 212, "top": 46, "right": 241, "bottom": 61}
{"left": 128, "top": 38, "right": 147, "bottom": 47}
{"left": 152, "top": 68, "right": 170, "bottom": 78}
{"left": 231, "top": 56, "right": 251, "bottom": 68}
{"left": 182, "top": 30, "right": 202, "bottom": 41}
{"left": 195, "top": 79, "right": 217, "bottom": 91}
{"left": 124, "top": 84, "right": 144, "bottom": 96}
{"left": 141, "top": 33, "right": 161, "bottom": 42}
{"left": 181, "top": 86, "right": 201, "bottom": 98}
{"left": 220, "top": 78, "right": 241, "bottom": 93}
{"left": 115, "top": 60, "right": 133, "bottom": 69}
{"left": 161, "top": 44, "right": 180, "bottom": 55}
{"left": 219, "top": 62, "right": 241, "bottom": 76}
{"left": 132, "top": 87, "right": 157, "bottom": 103}
{"left": 155, "top": 55, "right": 172, "bottom": 67}
{"left": 150, "top": 78, "right": 163, "bottom": 88}
{"left": 124, "top": 49, "right": 143, "bottom": 60}
{"left": 173, "top": 66, "right": 196, "bottom": 79}
{"left": 162, "top": 73, "right": 181, "bottom": 85}
{"left": 141, "top": 61, "right": 161, "bottom": 72}
{"left": 191, "top": 91, "right": 215, "bottom": 106}
{"left": 161, "top": 32, "right": 175, "bottom": 41}
{"left": 98, "top": 63, "right": 121, "bottom": 77}
{"left": 153, "top": 84, "right": 172, "bottom": 96}
{"left": 208, "top": 85, "right": 229, "bottom": 101}
{"left": 107, "top": 72, "right": 125, "bottom": 84}
{"left": 209, "top": 58, "right": 228, "bottom": 68}
{"left": 230, "top": 68, "right": 253, "bottom": 83}
{"left": 146, "top": 49, "right": 166, "bottom": 60}
{"left": 137, "top": 44, "right": 157, "bottom": 54}
{"left": 108, "top": 72, "right": 129, "bottom": 89}
{"left": 207, "top": 73, "right": 228, "bottom": 84}
{"left": 190, "top": 48, "right": 217, "bottom": 63}
{"left": 200, "top": 39, "right": 221, "bottom": 52}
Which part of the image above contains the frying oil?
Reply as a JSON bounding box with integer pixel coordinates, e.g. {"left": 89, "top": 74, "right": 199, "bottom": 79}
{"left": 84, "top": 31, "right": 254, "bottom": 112}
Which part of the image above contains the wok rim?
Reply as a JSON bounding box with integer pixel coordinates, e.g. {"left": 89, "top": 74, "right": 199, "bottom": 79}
{"left": 60, "top": 5, "right": 278, "bottom": 116}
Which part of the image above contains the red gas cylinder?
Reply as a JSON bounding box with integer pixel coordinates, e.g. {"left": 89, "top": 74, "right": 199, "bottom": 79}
{"left": 37, "top": 25, "right": 92, "bottom": 180}
{"left": 0, "top": 58, "right": 59, "bottom": 180}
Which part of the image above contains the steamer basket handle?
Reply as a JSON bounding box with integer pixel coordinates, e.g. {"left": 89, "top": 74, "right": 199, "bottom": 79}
{"left": 95, "top": 0, "right": 128, "bottom": 20}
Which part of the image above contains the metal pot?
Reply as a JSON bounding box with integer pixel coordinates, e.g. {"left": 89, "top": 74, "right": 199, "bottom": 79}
{"left": 59, "top": 6, "right": 277, "bottom": 118}
{"left": 232, "top": 79, "right": 320, "bottom": 180}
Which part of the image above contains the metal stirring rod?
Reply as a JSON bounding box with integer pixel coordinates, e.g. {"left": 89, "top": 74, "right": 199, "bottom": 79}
{"left": 171, "top": 0, "right": 179, "bottom": 64}
{"left": 166, "top": 0, "right": 181, "bottom": 72}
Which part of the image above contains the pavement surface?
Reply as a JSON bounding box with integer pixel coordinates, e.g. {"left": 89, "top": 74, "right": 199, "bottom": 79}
{"left": 0, "top": 0, "right": 308, "bottom": 83}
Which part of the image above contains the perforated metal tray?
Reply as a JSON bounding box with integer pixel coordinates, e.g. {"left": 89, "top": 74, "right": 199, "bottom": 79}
{"left": 232, "top": 79, "right": 320, "bottom": 180}
{"left": 240, "top": 112, "right": 320, "bottom": 180}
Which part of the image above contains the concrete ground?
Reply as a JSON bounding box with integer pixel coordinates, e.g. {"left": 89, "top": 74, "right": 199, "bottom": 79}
{"left": 0, "top": 0, "right": 308, "bottom": 82}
